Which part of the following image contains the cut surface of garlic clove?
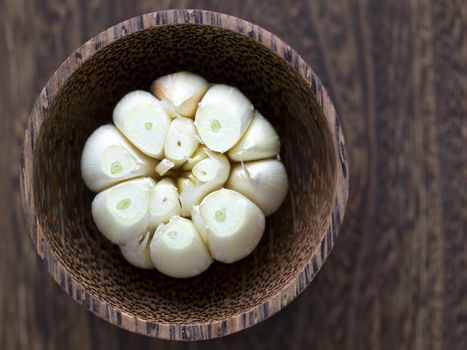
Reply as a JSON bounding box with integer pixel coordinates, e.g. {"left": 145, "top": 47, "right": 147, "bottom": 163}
{"left": 226, "top": 159, "right": 288, "bottom": 216}
{"left": 198, "top": 188, "right": 265, "bottom": 264}
{"left": 194, "top": 84, "right": 254, "bottom": 153}
{"left": 176, "top": 177, "right": 196, "bottom": 193}
{"left": 149, "top": 216, "right": 213, "bottom": 278}
{"left": 92, "top": 177, "right": 155, "bottom": 245}
{"left": 120, "top": 231, "right": 154, "bottom": 269}
{"left": 155, "top": 158, "right": 175, "bottom": 176}
{"left": 228, "top": 111, "right": 280, "bottom": 162}
{"left": 151, "top": 71, "right": 209, "bottom": 118}
{"left": 81, "top": 124, "right": 156, "bottom": 192}
{"left": 182, "top": 146, "right": 208, "bottom": 171}
{"left": 164, "top": 117, "right": 199, "bottom": 167}
{"left": 113, "top": 90, "right": 171, "bottom": 158}
{"left": 149, "top": 178, "right": 181, "bottom": 228}
{"left": 179, "top": 149, "right": 230, "bottom": 217}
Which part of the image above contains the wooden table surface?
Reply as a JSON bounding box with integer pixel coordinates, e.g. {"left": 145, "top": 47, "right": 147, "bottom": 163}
{"left": 1, "top": 0, "right": 465, "bottom": 349}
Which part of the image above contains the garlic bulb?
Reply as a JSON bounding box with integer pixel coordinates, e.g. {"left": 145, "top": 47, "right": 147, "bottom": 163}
{"left": 179, "top": 149, "right": 230, "bottom": 217}
{"left": 197, "top": 189, "right": 265, "bottom": 263}
{"left": 149, "top": 216, "right": 213, "bottom": 278}
{"left": 151, "top": 71, "right": 208, "bottom": 118}
{"left": 92, "top": 177, "right": 154, "bottom": 245}
{"left": 228, "top": 111, "right": 280, "bottom": 161}
{"left": 155, "top": 159, "right": 175, "bottom": 176}
{"left": 194, "top": 84, "right": 254, "bottom": 153}
{"left": 182, "top": 147, "right": 208, "bottom": 171}
{"left": 120, "top": 231, "right": 154, "bottom": 269}
{"left": 113, "top": 90, "right": 171, "bottom": 158}
{"left": 81, "top": 125, "right": 156, "bottom": 192}
{"left": 149, "top": 178, "right": 181, "bottom": 228}
{"left": 164, "top": 117, "right": 199, "bottom": 167}
{"left": 83, "top": 72, "right": 290, "bottom": 276}
{"left": 226, "top": 159, "right": 288, "bottom": 215}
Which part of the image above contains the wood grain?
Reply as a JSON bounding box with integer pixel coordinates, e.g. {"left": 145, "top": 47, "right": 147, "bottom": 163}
{"left": 1, "top": 0, "right": 466, "bottom": 349}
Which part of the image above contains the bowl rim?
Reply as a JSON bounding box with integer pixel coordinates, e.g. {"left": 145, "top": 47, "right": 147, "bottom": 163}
{"left": 19, "top": 9, "right": 349, "bottom": 341}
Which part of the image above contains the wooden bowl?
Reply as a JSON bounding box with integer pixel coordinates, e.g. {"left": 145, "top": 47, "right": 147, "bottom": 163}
{"left": 20, "top": 9, "right": 348, "bottom": 340}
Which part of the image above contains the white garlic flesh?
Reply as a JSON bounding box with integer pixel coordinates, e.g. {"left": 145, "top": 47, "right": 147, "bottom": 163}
{"left": 81, "top": 124, "right": 156, "bottom": 192}
{"left": 148, "top": 178, "right": 181, "bottom": 228}
{"left": 151, "top": 71, "right": 208, "bottom": 118}
{"left": 120, "top": 231, "right": 154, "bottom": 269}
{"left": 182, "top": 146, "right": 208, "bottom": 171}
{"left": 191, "top": 205, "right": 208, "bottom": 244}
{"left": 179, "top": 149, "right": 230, "bottom": 217}
{"left": 164, "top": 117, "right": 199, "bottom": 167}
{"left": 91, "top": 177, "right": 154, "bottom": 245}
{"left": 113, "top": 90, "right": 171, "bottom": 158}
{"left": 176, "top": 176, "right": 196, "bottom": 192}
{"left": 228, "top": 111, "right": 280, "bottom": 161}
{"left": 155, "top": 158, "right": 175, "bottom": 176}
{"left": 149, "top": 216, "right": 213, "bottom": 278}
{"left": 226, "top": 159, "right": 288, "bottom": 216}
{"left": 197, "top": 188, "right": 265, "bottom": 263}
{"left": 194, "top": 84, "right": 254, "bottom": 153}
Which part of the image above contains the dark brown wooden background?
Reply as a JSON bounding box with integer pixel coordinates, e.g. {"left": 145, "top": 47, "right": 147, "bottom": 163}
{"left": 1, "top": 0, "right": 465, "bottom": 349}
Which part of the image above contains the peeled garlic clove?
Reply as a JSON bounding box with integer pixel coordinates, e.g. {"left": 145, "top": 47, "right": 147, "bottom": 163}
{"left": 155, "top": 158, "right": 175, "bottom": 176}
{"left": 228, "top": 111, "right": 280, "bottom": 161}
{"left": 176, "top": 177, "right": 196, "bottom": 192}
{"left": 151, "top": 71, "right": 208, "bottom": 118}
{"left": 191, "top": 149, "right": 229, "bottom": 182}
{"left": 182, "top": 146, "right": 208, "bottom": 171}
{"left": 81, "top": 124, "right": 156, "bottom": 192}
{"left": 191, "top": 205, "right": 208, "bottom": 244}
{"left": 120, "top": 231, "right": 154, "bottom": 269}
{"left": 159, "top": 99, "right": 183, "bottom": 119}
{"left": 198, "top": 188, "right": 265, "bottom": 263}
{"left": 164, "top": 117, "right": 199, "bottom": 167}
{"left": 226, "top": 159, "right": 288, "bottom": 216}
{"left": 149, "top": 178, "right": 181, "bottom": 228}
{"left": 92, "top": 177, "right": 154, "bottom": 245}
{"left": 113, "top": 90, "right": 171, "bottom": 158}
{"left": 179, "top": 149, "right": 230, "bottom": 217}
{"left": 194, "top": 84, "right": 254, "bottom": 153}
{"left": 149, "top": 216, "right": 213, "bottom": 278}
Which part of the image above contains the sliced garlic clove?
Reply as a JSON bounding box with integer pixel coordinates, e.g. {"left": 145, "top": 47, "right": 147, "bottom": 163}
{"left": 149, "top": 216, "right": 213, "bottom": 278}
{"left": 179, "top": 149, "right": 230, "bottom": 217}
{"left": 151, "top": 71, "right": 209, "bottom": 118}
{"left": 92, "top": 177, "right": 155, "bottom": 245}
{"left": 113, "top": 90, "right": 171, "bottom": 158}
{"left": 120, "top": 231, "right": 154, "bottom": 269}
{"left": 164, "top": 117, "right": 199, "bottom": 167}
{"left": 226, "top": 159, "right": 288, "bottom": 216}
{"left": 191, "top": 205, "right": 208, "bottom": 244}
{"left": 176, "top": 177, "right": 196, "bottom": 193}
{"left": 194, "top": 84, "right": 254, "bottom": 153}
{"left": 228, "top": 111, "right": 280, "bottom": 161}
{"left": 182, "top": 146, "right": 208, "bottom": 171}
{"left": 198, "top": 188, "right": 265, "bottom": 263}
{"left": 149, "top": 178, "right": 181, "bottom": 228}
{"left": 81, "top": 124, "right": 156, "bottom": 192}
{"left": 159, "top": 99, "right": 184, "bottom": 119}
{"left": 155, "top": 158, "right": 175, "bottom": 176}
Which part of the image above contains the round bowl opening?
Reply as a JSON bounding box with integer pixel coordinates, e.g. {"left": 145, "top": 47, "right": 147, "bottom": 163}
{"left": 32, "top": 24, "right": 336, "bottom": 327}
